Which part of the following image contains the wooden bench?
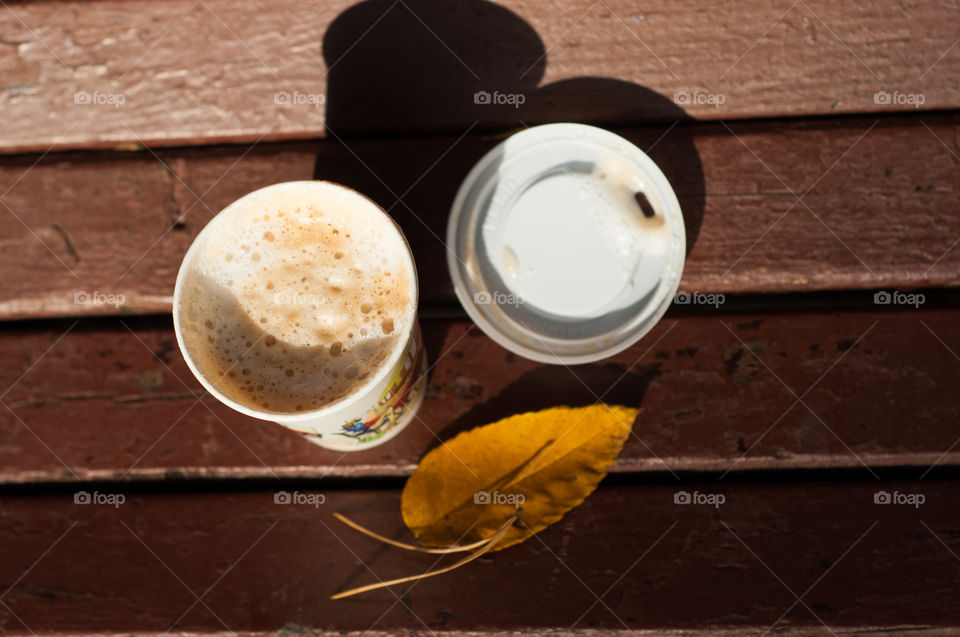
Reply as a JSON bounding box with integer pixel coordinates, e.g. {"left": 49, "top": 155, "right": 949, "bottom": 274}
{"left": 1, "top": 0, "right": 958, "bottom": 634}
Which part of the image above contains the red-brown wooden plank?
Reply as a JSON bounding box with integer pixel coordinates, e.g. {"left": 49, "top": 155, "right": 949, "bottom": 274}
{"left": 0, "top": 479, "right": 957, "bottom": 633}
{"left": 0, "top": 143, "right": 319, "bottom": 319}
{"left": 0, "top": 306, "right": 958, "bottom": 484}
{"left": 1, "top": 114, "right": 959, "bottom": 321}
{"left": 1, "top": 0, "right": 957, "bottom": 152}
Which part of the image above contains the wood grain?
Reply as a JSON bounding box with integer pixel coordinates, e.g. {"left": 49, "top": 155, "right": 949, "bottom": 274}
{"left": 0, "top": 479, "right": 957, "bottom": 632}
{"left": 1, "top": 0, "right": 957, "bottom": 152}
{"left": 0, "top": 143, "right": 319, "bottom": 319}
{"left": 5, "top": 632, "right": 947, "bottom": 637}
{"left": 1, "top": 307, "right": 958, "bottom": 484}
{"left": 1, "top": 114, "right": 958, "bottom": 320}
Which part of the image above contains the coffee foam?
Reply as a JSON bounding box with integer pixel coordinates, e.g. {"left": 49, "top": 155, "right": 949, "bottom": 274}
{"left": 177, "top": 181, "right": 415, "bottom": 414}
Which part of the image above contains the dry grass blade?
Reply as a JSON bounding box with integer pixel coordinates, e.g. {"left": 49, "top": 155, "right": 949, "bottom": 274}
{"left": 333, "top": 512, "right": 492, "bottom": 554}
{"left": 330, "top": 512, "right": 519, "bottom": 600}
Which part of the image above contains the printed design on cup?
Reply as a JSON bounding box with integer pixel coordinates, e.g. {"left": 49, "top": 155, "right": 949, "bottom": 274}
{"left": 288, "top": 325, "right": 426, "bottom": 447}
{"left": 337, "top": 326, "right": 426, "bottom": 445}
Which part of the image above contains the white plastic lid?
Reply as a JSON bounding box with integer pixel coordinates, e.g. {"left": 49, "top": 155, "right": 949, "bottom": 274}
{"left": 447, "top": 123, "right": 686, "bottom": 364}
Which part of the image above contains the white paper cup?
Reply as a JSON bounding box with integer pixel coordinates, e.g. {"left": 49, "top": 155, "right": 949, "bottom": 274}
{"left": 173, "top": 181, "right": 426, "bottom": 452}
{"left": 447, "top": 123, "right": 686, "bottom": 364}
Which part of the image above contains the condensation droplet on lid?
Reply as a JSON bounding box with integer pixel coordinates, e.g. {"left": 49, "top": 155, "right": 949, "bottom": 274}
{"left": 502, "top": 245, "right": 519, "bottom": 279}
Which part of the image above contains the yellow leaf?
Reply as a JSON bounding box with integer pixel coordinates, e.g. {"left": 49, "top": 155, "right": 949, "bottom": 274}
{"left": 401, "top": 404, "right": 638, "bottom": 552}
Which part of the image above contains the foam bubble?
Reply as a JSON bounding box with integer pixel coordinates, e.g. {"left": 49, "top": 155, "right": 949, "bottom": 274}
{"left": 178, "top": 181, "right": 416, "bottom": 414}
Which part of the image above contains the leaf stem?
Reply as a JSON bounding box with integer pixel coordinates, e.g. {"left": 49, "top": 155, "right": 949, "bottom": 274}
{"left": 333, "top": 512, "right": 494, "bottom": 554}
{"left": 330, "top": 512, "right": 518, "bottom": 600}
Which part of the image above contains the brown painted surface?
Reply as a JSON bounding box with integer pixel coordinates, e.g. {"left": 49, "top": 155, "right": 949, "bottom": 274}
{"left": 15, "top": 632, "right": 950, "bottom": 637}
{"left": 1, "top": 114, "right": 959, "bottom": 321}
{"left": 2, "top": 3, "right": 956, "bottom": 633}
{"left": 0, "top": 480, "right": 957, "bottom": 632}
{"left": 1, "top": 307, "right": 957, "bottom": 483}
{"left": 0, "top": 143, "right": 319, "bottom": 319}
{"left": 0, "top": 0, "right": 957, "bottom": 152}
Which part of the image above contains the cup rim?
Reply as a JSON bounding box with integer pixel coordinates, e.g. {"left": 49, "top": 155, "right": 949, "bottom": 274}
{"left": 172, "top": 180, "right": 419, "bottom": 424}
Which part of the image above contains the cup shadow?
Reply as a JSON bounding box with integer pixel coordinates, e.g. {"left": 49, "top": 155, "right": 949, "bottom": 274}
{"left": 319, "top": 0, "right": 705, "bottom": 254}
{"left": 428, "top": 361, "right": 663, "bottom": 450}
{"left": 318, "top": 0, "right": 704, "bottom": 439}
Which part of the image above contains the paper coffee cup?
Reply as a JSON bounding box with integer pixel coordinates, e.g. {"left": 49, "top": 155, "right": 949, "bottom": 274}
{"left": 447, "top": 123, "right": 686, "bottom": 364}
{"left": 173, "top": 181, "right": 426, "bottom": 452}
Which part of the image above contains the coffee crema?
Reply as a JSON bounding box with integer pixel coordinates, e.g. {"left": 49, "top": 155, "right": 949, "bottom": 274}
{"left": 177, "top": 181, "right": 415, "bottom": 413}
